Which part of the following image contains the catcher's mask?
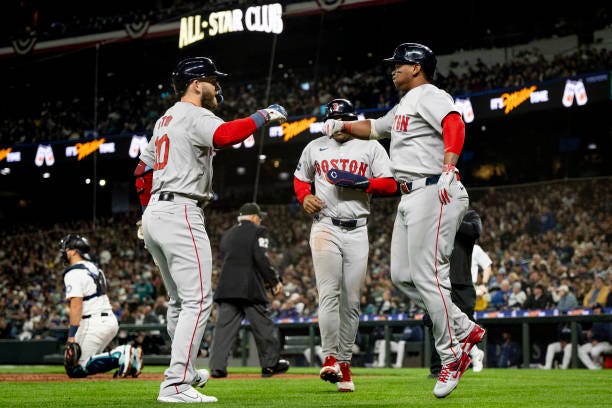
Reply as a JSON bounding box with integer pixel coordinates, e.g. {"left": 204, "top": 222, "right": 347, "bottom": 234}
{"left": 324, "top": 98, "right": 358, "bottom": 121}
{"left": 59, "top": 233, "right": 91, "bottom": 263}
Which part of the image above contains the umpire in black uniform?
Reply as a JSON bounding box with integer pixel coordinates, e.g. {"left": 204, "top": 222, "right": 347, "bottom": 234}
{"left": 423, "top": 209, "right": 483, "bottom": 377}
{"left": 209, "top": 202, "right": 290, "bottom": 378}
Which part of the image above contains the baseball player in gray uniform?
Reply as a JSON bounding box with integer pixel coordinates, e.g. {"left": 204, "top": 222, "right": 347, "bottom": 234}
{"left": 135, "top": 56, "right": 287, "bottom": 403}
{"left": 59, "top": 234, "right": 142, "bottom": 379}
{"left": 322, "top": 44, "right": 485, "bottom": 398}
{"left": 294, "top": 99, "right": 396, "bottom": 392}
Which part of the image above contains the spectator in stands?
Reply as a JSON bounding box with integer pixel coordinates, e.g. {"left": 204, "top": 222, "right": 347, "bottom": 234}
{"left": 489, "top": 279, "right": 511, "bottom": 310}
{"left": 507, "top": 281, "right": 527, "bottom": 310}
{"left": 133, "top": 274, "right": 155, "bottom": 303}
{"left": 555, "top": 285, "right": 579, "bottom": 312}
{"left": 524, "top": 283, "right": 554, "bottom": 310}
{"left": 577, "top": 304, "right": 612, "bottom": 369}
{"left": 474, "top": 285, "right": 490, "bottom": 312}
{"left": 583, "top": 273, "right": 610, "bottom": 308}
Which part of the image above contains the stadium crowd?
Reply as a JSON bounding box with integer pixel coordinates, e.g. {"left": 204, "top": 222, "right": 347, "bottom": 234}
{"left": 1, "top": 44, "right": 610, "bottom": 146}
{"left": 1, "top": 178, "right": 610, "bottom": 353}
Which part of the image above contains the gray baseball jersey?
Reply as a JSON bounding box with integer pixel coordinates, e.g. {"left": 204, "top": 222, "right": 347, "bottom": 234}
{"left": 294, "top": 136, "right": 393, "bottom": 218}
{"left": 295, "top": 136, "right": 392, "bottom": 362}
{"left": 140, "top": 101, "right": 221, "bottom": 202}
{"left": 374, "top": 84, "right": 453, "bottom": 180}
{"left": 373, "top": 83, "right": 474, "bottom": 365}
{"left": 140, "top": 100, "right": 217, "bottom": 395}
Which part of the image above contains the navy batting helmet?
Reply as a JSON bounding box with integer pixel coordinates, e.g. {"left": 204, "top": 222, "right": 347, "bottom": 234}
{"left": 324, "top": 98, "right": 358, "bottom": 121}
{"left": 384, "top": 43, "right": 437, "bottom": 80}
{"left": 59, "top": 234, "right": 91, "bottom": 257}
{"left": 171, "top": 57, "right": 228, "bottom": 96}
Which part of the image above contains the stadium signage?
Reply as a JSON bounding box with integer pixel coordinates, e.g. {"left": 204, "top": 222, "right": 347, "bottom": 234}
{"left": 65, "top": 139, "right": 116, "bottom": 160}
{"left": 0, "top": 73, "right": 608, "bottom": 174}
{"left": 280, "top": 117, "right": 318, "bottom": 141}
{"left": 179, "top": 3, "right": 284, "bottom": 48}
{"left": 0, "top": 148, "right": 12, "bottom": 162}
{"left": 457, "top": 71, "right": 609, "bottom": 124}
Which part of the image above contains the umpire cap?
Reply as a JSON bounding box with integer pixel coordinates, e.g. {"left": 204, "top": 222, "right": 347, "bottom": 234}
{"left": 171, "top": 57, "right": 228, "bottom": 96}
{"left": 324, "top": 98, "right": 358, "bottom": 121}
{"left": 239, "top": 202, "right": 267, "bottom": 219}
{"left": 384, "top": 43, "right": 437, "bottom": 80}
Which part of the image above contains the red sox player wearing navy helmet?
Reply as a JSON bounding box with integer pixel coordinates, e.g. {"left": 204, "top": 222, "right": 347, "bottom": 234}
{"left": 322, "top": 44, "right": 486, "bottom": 398}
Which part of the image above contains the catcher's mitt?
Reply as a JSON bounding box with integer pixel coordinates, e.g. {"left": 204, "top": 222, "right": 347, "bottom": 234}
{"left": 63, "top": 341, "right": 82, "bottom": 370}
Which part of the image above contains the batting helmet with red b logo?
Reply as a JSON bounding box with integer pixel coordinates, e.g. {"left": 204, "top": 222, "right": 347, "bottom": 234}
{"left": 324, "top": 98, "right": 358, "bottom": 121}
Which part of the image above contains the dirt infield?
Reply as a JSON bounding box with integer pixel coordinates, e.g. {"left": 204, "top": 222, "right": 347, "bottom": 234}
{"left": 0, "top": 373, "right": 312, "bottom": 382}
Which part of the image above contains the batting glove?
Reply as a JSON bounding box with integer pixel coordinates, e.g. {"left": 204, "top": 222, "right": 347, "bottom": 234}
{"left": 437, "top": 164, "right": 458, "bottom": 205}
{"left": 323, "top": 119, "right": 343, "bottom": 137}
{"left": 136, "top": 219, "right": 144, "bottom": 240}
{"left": 264, "top": 104, "right": 288, "bottom": 123}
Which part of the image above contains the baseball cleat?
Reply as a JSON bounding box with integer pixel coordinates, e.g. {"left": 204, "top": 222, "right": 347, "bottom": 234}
{"left": 131, "top": 346, "right": 144, "bottom": 377}
{"left": 336, "top": 362, "right": 354, "bottom": 392}
{"left": 460, "top": 324, "right": 485, "bottom": 354}
{"left": 262, "top": 359, "right": 290, "bottom": 378}
{"left": 209, "top": 369, "right": 227, "bottom": 378}
{"left": 320, "top": 356, "right": 342, "bottom": 384}
{"left": 157, "top": 386, "right": 218, "bottom": 403}
{"left": 117, "top": 344, "right": 134, "bottom": 378}
{"left": 433, "top": 352, "right": 471, "bottom": 398}
{"left": 471, "top": 347, "right": 484, "bottom": 373}
{"left": 193, "top": 368, "right": 210, "bottom": 388}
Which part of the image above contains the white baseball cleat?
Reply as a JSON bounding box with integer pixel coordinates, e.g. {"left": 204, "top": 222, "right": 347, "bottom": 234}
{"left": 157, "top": 386, "right": 218, "bottom": 403}
{"left": 117, "top": 344, "right": 134, "bottom": 378}
{"left": 193, "top": 368, "right": 210, "bottom": 388}
{"left": 471, "top": 347, "right": 484, "bottom": 373}
{"left": 433, "top": 352, "right": 471, "bottom": 398}
{"left": 130, "top": 346, "right": 144, "bottom": 378}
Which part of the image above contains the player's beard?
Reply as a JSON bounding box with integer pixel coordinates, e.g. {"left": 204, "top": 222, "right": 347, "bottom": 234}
{"left": 201, "top": 91, "right": 217, "bottom": 111}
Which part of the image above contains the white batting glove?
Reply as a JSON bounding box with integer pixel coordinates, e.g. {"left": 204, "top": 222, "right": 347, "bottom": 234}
{"left": 136, "top": 219, "right": 144, "bottom": 240}
{"left": 437, "top": 164, "right": 458, "bottom": 205}
{"left": 323, "top": 119, "right": 343, "bottom": 137}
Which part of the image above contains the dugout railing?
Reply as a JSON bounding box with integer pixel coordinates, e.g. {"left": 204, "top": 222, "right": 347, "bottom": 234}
{"left": 12, "top": 310, "right": 611, "bottom": 368}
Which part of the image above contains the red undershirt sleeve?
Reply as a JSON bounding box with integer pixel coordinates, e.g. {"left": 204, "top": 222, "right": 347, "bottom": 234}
{"left": 212, "top": 118, "right": 258, "bottom": 148}
{"left": 293, "top": 176, "right": 312, "bottom": 204}
{"left": 442, "top": 112, "right": 465, "bottom": 155}
{"left": 365, "top": 177, "right": 398, "bottom": 195}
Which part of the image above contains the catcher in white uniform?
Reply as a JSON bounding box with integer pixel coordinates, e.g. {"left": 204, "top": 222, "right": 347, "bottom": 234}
{"left": 60, "top": 234, "right": 142, "bottom": 379}
{"left": 294, "top": 99, "right": 396, "bottom": 392}
{"left": 322, "top": 44, "right": 485, "bottom": 398}
{"left": 135, "top": 56, "right": 287, "bottom": 403}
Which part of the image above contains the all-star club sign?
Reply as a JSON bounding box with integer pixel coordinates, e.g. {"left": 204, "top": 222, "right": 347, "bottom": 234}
{"left": 179, "top": 3, "right": 284, "bottom": 48}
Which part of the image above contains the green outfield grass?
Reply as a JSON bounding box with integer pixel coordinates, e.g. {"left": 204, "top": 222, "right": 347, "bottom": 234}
{"left": 0, "top": 365, "right": 610, "bottom": 408}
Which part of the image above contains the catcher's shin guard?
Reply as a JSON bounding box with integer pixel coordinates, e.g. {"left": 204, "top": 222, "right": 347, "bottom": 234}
{"left": 65, "top": 364, "right": 88, "bottom": 378}
{"left": 84, "top": 352, "right": 120, "bottom": 375}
